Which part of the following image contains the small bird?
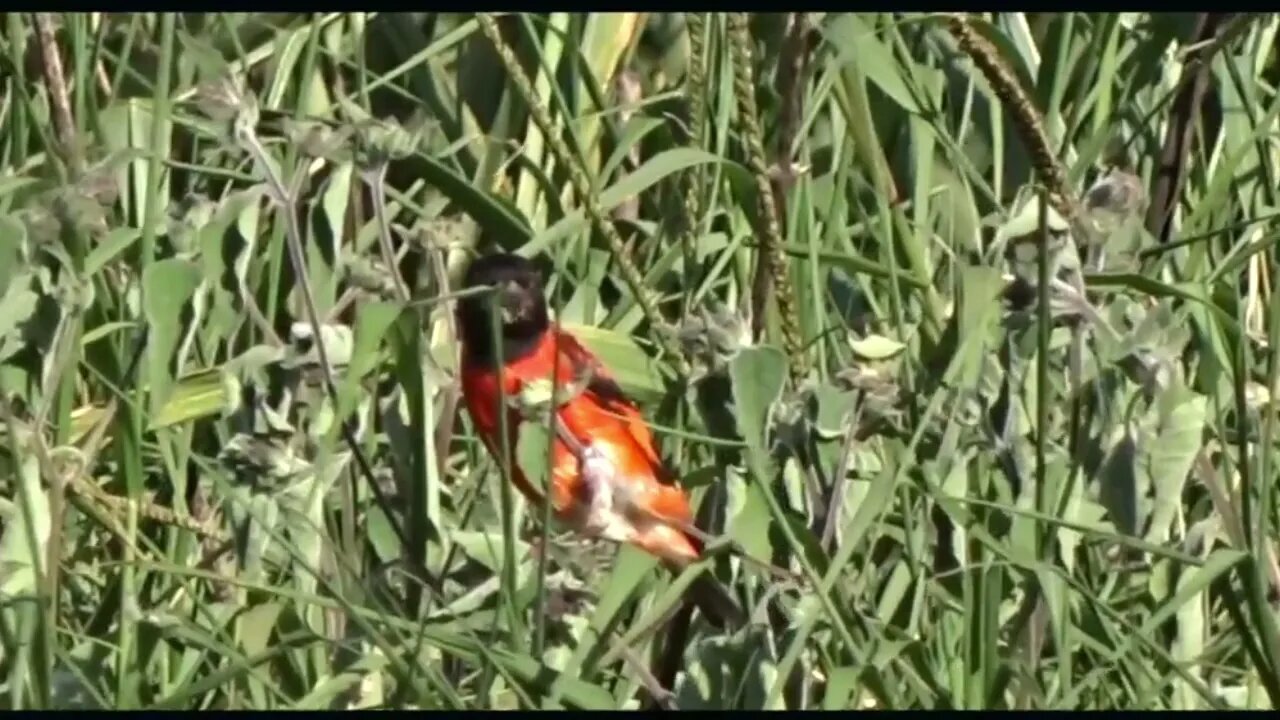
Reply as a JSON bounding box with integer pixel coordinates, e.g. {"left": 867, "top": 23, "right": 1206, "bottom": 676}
{"left": 456, "top": 252, "right": 744, "bottom": 628}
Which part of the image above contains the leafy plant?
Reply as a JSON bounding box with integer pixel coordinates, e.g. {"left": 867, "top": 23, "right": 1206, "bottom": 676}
{"left": 0, "top": 10, "right": 1277, "bottom": 710}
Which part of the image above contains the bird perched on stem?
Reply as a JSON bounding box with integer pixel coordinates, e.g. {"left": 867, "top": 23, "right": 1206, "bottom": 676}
{"left": 456, "top": 252, "right": 744, "bottom": 629}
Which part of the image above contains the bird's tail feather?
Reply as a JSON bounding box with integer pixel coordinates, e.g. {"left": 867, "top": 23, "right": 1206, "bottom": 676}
{"left": 684, "top": 571, "right": 746, "bottom": 630}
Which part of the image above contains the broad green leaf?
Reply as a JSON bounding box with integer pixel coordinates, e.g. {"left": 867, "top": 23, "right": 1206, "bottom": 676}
{"left": 726, "top": 470, "right": 774, "bottom": 565}
{"left": 951, "top": 264, "right": 1004, "bottom": 387}
{"left": 0, "top": 214, "right": 25, "bottom": 294}
{"left": 143, "top": 258, "right": 203, "bottom": 417}
{"left": 515, "top": 420, "right": 553, "bottom": 500}
{"left": 1172, "top": 519, "right": 1217, "bottom": 710}
{"left": 150, "top": 368, "right": 231, "bottom": 428}
{"left": 994, "top": 188, "right": 1070, "bottom": 245}
{"left": 237, "top": 602, "right": 284, "bottom": 658}
{"left": 1142, "top": 388, "right": 1207, "bottom": 544}
{"left": 848, "top": 333, "right": 905, "bottom": 360}
{"left": 0, "top": 272, "right": 38, "bottom": 364}
{"left": 366, "top": 505, "right": 402, "bottom": 563}
{"left": 813, "top": 382, "right": 858, "bottom": 439}
{"left": 561, "top": 322, "right": 665, "bottom": 402}
{"left": 336, "top": 302, "right": 401, "bottom": 425}
{"left": 452, "top": 530, "right": 531, "bottom": 575}
{"left": 728, "top": 345, "right": 787, "bottom": 466}
{"left": 85, "top": 227, "right": 141, "bottom": 275}
{"left": 823, "top": 665, "right": 861, "bottom": 709}
{"left": 0, "top": 453, "right": 49, "bottom": 601}
{"left": 825, "top": 14, "right": 919, "bottom": 115}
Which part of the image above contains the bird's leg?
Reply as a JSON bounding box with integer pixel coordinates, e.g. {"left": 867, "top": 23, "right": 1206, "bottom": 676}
{"left": 577, "top": 442, "right": 618, "bottom": 537}
{"left": 529, "top": 405, "right": 612, "bottom": 536}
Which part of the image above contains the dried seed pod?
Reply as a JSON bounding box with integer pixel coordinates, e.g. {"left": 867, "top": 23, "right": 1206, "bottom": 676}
{"left": 1084, "top": 168, "right": 1147, "bottom": 235}
{"left": 674, "top": 298, "right": 751, "bottom": 382}
{"left": 219, "top": 432, "right": 311, "bottom": 487}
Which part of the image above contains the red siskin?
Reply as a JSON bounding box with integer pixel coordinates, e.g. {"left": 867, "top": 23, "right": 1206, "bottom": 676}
{"left": 456, "top": 253, "right": 743, "bottom": 628}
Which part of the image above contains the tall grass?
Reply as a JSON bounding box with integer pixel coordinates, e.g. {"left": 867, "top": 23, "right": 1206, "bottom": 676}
{"left": 0, "top": 11, "right": 1278, "bottom": 709}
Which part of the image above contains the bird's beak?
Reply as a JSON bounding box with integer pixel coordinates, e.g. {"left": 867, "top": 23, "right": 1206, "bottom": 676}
{"left": 498, "top": 280, "right": 525, "bottom": 324}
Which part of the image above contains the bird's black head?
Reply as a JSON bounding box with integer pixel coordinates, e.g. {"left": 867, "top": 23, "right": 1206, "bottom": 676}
{"left": 457, "top": 253, "right": 550, "bottom": 365}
